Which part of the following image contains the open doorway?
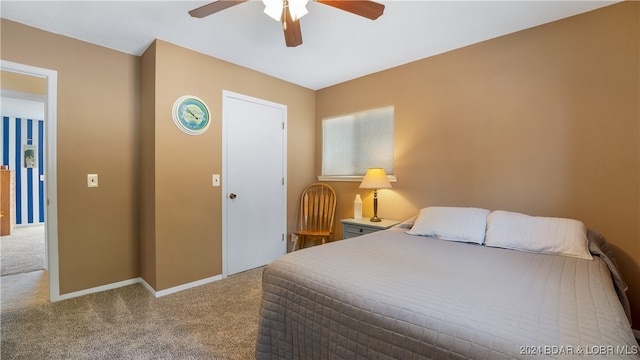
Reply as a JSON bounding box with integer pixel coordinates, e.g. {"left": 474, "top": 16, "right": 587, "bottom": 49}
{"left": 0, "top": 60, "right": 59, "bottom": 310}
{"left": 1, "top": 76, "right": 47, "bottom": 310}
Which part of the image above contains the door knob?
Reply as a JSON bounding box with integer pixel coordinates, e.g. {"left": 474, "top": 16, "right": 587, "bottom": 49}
{"left": 229, "top": 193, "right": 237, "bottom": 199}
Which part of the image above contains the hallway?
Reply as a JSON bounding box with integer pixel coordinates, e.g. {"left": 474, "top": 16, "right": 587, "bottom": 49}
{"left": 1, "top": 224, "right": 48, "bottom": 312}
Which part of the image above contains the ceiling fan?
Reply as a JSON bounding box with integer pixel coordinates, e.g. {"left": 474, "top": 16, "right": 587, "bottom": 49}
{"left": 189, "top": 0, "right": 385, "bottom": 47}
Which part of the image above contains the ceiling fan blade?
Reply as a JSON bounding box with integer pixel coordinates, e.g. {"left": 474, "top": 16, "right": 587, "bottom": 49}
{"left": 283, "top": 16, "right": 303, "bottom": 47}
{"left": 188, "top": 0, "right": 248, "bottom": 18}
{"left": 317, "top": 0, "right": 384, "bottom": 20}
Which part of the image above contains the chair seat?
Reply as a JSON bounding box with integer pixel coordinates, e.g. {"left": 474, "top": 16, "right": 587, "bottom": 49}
{"left": 293, "top": 230, "right": 332, "bottom": 237}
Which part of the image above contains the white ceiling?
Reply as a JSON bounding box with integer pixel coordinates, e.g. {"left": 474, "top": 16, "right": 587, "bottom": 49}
{"left": 1, "top": 0, "right": 617, "bottom": 90}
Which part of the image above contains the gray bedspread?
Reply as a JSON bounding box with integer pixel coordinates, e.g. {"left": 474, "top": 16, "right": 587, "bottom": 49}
{"left": 256, "top": 228, "right": 639, "bottom": 359}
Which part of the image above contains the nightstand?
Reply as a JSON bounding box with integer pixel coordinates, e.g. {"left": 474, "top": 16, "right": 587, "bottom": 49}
{"left": 341, "top": 218, "right": 401, "bottom": 239}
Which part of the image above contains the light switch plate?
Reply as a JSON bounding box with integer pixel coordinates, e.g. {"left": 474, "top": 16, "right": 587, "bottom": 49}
{"left": 212, "top": 174, "right": 220, "bottom": 187}
{"left": 87, "top": 174, "right": 98, "bottom": 187}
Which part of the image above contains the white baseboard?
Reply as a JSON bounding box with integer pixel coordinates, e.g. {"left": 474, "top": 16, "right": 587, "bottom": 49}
{"left": 55, "top": 274, "right": 224, "bottom": 301}
{"left": 140, "top": 275, "right": 223, "bottom": 298}
{"left": 57, "top": 277, "right": 140, "bottom": 301}
{"left": 138, "top": 277, "right": 156, "bottom": 296}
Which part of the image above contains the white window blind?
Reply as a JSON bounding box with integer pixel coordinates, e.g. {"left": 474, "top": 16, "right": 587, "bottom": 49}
{"left": 322, "top": 106, "right": 394, "bottom": 177}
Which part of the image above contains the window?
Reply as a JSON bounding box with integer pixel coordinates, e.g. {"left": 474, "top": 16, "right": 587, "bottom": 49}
{"left": 321, "top": 106, "right": 394, "bottom": 181}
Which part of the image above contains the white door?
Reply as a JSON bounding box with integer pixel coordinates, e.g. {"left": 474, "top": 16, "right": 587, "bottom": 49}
{"left": 223, "top": 91, "right": 286, "bottom": 276}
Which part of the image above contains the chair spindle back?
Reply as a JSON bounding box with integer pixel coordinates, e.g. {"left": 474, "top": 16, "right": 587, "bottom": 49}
{"left": 298, "top": 183, "right": 336, "bottom": 233}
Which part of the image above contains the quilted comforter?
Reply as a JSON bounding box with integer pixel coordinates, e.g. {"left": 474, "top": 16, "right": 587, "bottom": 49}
{"left": 255, "top": 228, "right": 638, "bottom": 359}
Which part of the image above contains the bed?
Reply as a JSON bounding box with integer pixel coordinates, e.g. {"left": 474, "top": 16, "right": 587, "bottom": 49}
{"left": 255, "top": 208, "right": 638, "bottom": 359}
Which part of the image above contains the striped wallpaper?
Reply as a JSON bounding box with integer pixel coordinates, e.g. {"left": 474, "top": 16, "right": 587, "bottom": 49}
{"left": 1, "top": 116, "right": 45, "bottom": 225}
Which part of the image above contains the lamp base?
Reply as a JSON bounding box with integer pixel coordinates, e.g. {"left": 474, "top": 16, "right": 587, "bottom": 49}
{"left": 370, "top": 190, "right": 382, "bottom": 222}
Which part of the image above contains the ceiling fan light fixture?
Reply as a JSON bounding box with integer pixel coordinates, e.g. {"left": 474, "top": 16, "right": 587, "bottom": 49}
{"left": 262, "top": 0, "right": 283, "bottom": 21}
{"left": 262, "top": 0, "right": 308, "bottom": 22}
{"left": 189, "top": 0, "right": 383, "bottom": 48}
{"left": 288, "top": 0, "right": 309, "bottom": 21}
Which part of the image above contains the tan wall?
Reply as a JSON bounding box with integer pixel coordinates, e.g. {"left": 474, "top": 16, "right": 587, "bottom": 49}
{"left": 317, "top": 2, "right": 640, "bottom": 326}
{"left": 1, "top": 19, "right": 140, "bottom": 293}
{"left": 140, "top": 42, "right": 157, "bottom": 289}
{"left": 142, "top": 40, "right": 316, "bottom": 290}
{"left": 1, "top": 70, "right": 46, "bottom": 95}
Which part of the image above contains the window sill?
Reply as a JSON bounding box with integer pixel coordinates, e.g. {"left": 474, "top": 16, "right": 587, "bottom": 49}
{"left": 317, "top": 175, "right": 397, "bottom": 183}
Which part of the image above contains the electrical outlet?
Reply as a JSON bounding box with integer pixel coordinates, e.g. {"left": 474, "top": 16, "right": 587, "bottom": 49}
{"left": 87, "top": 174, "right": 98, "bottom": 188}
{"left": 212, "top": 174, "right": 220, "bottom": 187}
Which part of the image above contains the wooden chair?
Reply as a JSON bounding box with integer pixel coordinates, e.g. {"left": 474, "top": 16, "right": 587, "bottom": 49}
{"left": 292, "top": 183, "right": 336, "bottom": 251}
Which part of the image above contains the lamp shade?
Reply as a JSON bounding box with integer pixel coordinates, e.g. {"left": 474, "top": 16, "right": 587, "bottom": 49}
{"left": 359, "top": 168, "right": 392, "bottom": 190}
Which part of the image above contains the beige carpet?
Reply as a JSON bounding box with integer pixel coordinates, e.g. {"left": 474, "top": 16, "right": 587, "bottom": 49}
{"left": 1, "top": 225, "right": 45, "bottom": 276}
{"left": 1, "top": 267, "right": 263, "bottom": 359}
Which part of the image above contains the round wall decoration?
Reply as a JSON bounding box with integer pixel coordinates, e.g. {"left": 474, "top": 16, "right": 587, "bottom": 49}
{"left": 172, "top": 95, "right": 211, "bottom": 135}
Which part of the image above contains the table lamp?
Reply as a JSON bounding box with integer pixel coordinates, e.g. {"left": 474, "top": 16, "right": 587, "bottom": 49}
{"left": 359, "top": 168, "right": 392, "bottom": 222}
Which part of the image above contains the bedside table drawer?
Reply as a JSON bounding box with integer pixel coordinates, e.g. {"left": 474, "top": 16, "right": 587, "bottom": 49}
{"left": 340, "top": 218, "right": 401, "bottom": 240}
{"left": 344, "top": 225, "right": 378, "bottom": 239}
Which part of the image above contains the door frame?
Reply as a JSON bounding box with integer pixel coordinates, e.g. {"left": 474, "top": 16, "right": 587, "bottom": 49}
{"left": 1, "top": 60, "right": 60, "bottom": 301}
{"left": 221, "top": 90, "right": 287, "bottom": 278}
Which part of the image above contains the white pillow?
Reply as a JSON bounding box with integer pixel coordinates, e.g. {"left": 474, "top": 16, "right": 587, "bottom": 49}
{"left": 485, "top": 210, "right": 593, "bottom": 260}
{"left": 406, "top": 206, "right": 490, "bottom": 244}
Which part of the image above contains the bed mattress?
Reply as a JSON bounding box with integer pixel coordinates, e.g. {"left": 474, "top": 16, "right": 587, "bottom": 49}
{"left": 255, "top": 228, "right": 638, "bottom": 359}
